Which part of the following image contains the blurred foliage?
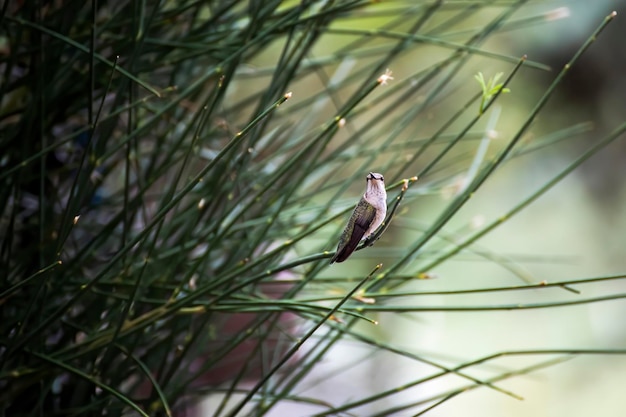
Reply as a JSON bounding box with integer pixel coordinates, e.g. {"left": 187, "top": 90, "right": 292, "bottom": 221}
{"left": 1, "top": 1, "right": 625, "bottom": 416}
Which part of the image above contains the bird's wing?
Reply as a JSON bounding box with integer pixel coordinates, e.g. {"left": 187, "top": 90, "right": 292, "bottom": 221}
{"left": 331, "top": 202, "right": 376, "bottom": 263}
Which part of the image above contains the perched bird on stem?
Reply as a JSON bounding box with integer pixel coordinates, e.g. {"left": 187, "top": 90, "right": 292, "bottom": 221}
{"left": 330, "top": 172, "right": 387, "bottom": 263}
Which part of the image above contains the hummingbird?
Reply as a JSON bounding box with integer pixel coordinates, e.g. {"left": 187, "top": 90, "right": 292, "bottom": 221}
{"left": 330, "top": 172, "right": 387, "bottom": 263}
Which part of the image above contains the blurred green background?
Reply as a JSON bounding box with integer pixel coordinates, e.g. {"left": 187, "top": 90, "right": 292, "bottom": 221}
{"left": 201, "top": 1, "right": 626, "bottom": 415}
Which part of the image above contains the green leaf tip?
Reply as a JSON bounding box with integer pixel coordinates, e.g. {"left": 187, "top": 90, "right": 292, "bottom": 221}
{"left": 475, "top": 71, "right": 512, "bottom": 114}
